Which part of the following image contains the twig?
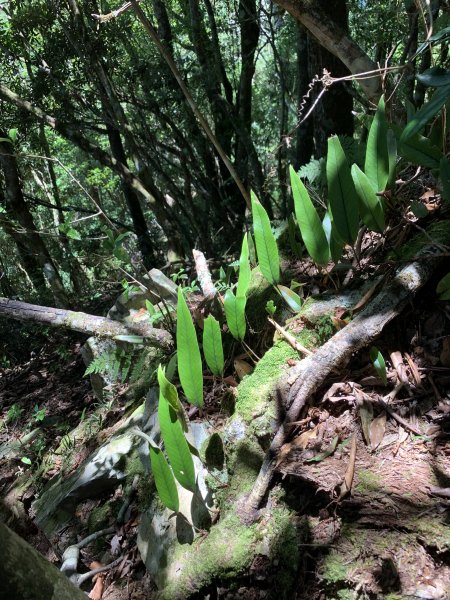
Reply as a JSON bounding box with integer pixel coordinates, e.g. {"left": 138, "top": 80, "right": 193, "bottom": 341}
{"left": 377, "top": 398, "right": 422, "bottom": 436}
{"left": 267, "top": 317, "right": 313, "bottom": 356}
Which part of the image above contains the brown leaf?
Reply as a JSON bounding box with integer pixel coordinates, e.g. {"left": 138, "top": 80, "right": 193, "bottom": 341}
{"left": 89, "top": 575, "right": 105, "bottom": 600}
{"left": 234, "top": 359, "right": 253, "bottom": 380}
{"left": 369, "top": 411, "right": 386, "bottom": 451}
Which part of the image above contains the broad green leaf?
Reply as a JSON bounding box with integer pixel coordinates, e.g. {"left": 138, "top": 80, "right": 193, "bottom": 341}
{"left": 369, "top": 346, "right": 387, "bottom": 385}
{"left": 417, "top": 67, "right": 450, "bottom": 88}
{"left": 415, "top": 26, "right": 450, "bottom": 58}
{"left": 436, "top": 273, "right": 450, "bottom": 300}
{"left": 351, "top": 165, "right": 385, "bottom": 233}
{"left": 277, "top": 284, "right": 302, "bottom": 312}
{"left": 223, "top": 289, "right": 246, "bottom": 341}
{"left": 394, "top": 126, "right": 442, "bottom": 169}
{"left": 21, "top": 456, "right": 32, "bottom": 465}
{"left": 236, "top": 234, "right": 251, "bottom": 297}
{"left": 251, "top": 191, "right": 280, "bottom": 285}
{"left": 202, "top": 315, "right": 224, "bottom": 376}
{"left": 322, "top": 211, "right": 344, "bottom": 263}
{"left": 401, "top": 85, "right": 450, "bottom": 141}
{"left": 158, "top": 365, "right": 181, "bottom": 412}
{"left": 365, "top": 95, "right": 389, "bottom": 192}
{"left": 176, "top": 287, "right": 203, "bottom": 407}
{"left": 158, "top": 370, "right": 196, "bottom": 492}
{"left": 113, "top": 335, "right": 144, "bottom": 344}
{"left": 327, "top": 136, "right": 359, "bottom": 244}
{"left": 149, "top": 445, "right": 179, "bottom": 512}
{"left": 387, "top": 129, "right": 397, "bottom": 189}
{"left": 8, "top": 128, "right": 17, "bottom": 143}
{"left": 265, "top": 300, "right": 276, "bottom": 316}
{"left": 440, "top": 157, "right": 450, "bottom": 203}
{"left": 66, "top": 228, "right": 81, "bottom": 240}
{"left": 290, "top": 166, "right": 329, "bottom": 266}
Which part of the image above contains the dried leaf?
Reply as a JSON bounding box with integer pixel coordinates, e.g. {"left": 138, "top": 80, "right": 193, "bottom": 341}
{"left": 338, "top": 435, "right": 357, "bottom": 500}
{"left": 369, "top": 411, "right": 387, "bottom": 450}
{"left": 89, "top": 575, "right": 105, "bottom": 600}
{"left": 234, "top": 359, "right": 253, "bottom": 380}
{"left": 359, "top": 400, "right": 374, "bottom": 445}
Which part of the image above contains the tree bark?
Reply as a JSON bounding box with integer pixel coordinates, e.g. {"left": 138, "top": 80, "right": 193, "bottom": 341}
{"left": 271, "top": 0, "right": 381, "bottom": 101}
{"left": 0, "top": 297, "right": 172, "bottom": 349}
{"left": 0, "top": 522, "right": 88, "bottom": 600}
{"left": 0, "top": 136, "right": 69, "bottom": 307}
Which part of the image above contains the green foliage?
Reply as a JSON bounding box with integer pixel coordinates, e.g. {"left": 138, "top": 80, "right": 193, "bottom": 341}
{"left": 84, "top": 347, "right": 136, "bottom": 384}
{"left": 157, "top": 367, "right": 196, "bottom": 492}
{"left": 436, "top": 273, "right": 450, "bottom": 300}
{"left": 276, "top": 285, "right": 302, "bottom": 313}
{"left": 236, "top": 234, "right": 251, "bottom": 297}
{"left": 265, "top": 300, "right": 276, "bottom": 316}
{"left": 351, "top": 165, "right": 385, "bottom": 233}
{"left": 327, "top": 136, "right": 359, "bottom": 244}
{"left": 203, "top": 315, "right": 224, "bottom": 376}
{"left": 251, "top": 192, "right": 280, "bottom": 285}
{"left": 149, "top": 444, "right": 179, "bottom": 513}
{"left": 176, "top": 287, "right": 203, "bottom": 407}
{"left": 290, "top": 166, "right": 329, "bottom": 266}
{"left": 365, "top": 95, "right": 389, "bottom": 193}
{"left": 401, "top": 85, "right": 450, "bottom": 141}
{"left": 223, "top": 289, "right": 246, "bottom": 341}
{"left": 370, "top": 346, "right": 387, "bottom": 385}
{"left": 6, "top": 404, "right": 24, "bottom": 423}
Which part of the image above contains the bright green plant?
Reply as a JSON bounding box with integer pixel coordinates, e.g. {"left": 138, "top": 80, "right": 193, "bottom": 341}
{"left": 157, "top": 366, "right": 196, "bottom": 492}
{"left": 370, "top": 346, "right": 387, "bottom": 385}
{"left": 290, "top": 166, "right": 329, "bottom": 266}
{"left": 364, "top": 95, "right": 389, "bottom": 193}
{"left": 223, "top": 289, "right": 247, "bottom": 341}
{"left": 176, "top": 287, "right": 203, "bottom": 406}
{"left": 6, "top": 404, "right": 24, "bottom": 423}
{"left": 202, "top": 315, "right": 224, "bottom": 376}
{"left": 251, "top": 191, "right": 280, "bottom": 285}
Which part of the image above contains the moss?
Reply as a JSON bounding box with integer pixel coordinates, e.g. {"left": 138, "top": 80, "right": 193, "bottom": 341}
{"left": 87, "top": 503, "right": 112, "bottom": 534}
{"left": 321, "top": 552, "right": 348, "bottom": 584}
{"left": 235, "top": 340, "right": 297, "bottom": 425}
{"left": 355, "top": 469, "right": 383, "bottom": 493}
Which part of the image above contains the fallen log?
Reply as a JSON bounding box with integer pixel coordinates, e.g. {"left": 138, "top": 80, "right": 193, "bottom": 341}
{"left": 0, "top": 297, "right": 172, "bottom": 349}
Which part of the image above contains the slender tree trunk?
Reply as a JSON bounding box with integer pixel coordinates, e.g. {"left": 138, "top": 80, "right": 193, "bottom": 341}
{"left": 294, "top": 25, "right": 314, "bottom": 170}
{"left": 0, "top": 137, "right": 69, "bottom": 307}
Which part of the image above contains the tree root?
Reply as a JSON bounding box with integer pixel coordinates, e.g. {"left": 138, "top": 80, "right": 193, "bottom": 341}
{"left": 242, "top": 239, "right": 447, "bottom": 517}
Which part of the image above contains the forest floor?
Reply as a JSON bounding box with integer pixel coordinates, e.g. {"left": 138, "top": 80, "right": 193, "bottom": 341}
{"left": 1, "top": 209, "right": 450, "bottom": 598}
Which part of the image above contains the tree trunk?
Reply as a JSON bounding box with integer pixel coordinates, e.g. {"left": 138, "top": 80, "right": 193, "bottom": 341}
{"left": 271, "top": 0, "right": 381, "bottom": 101}
{"left": 0, "top": 522, "right": 88, "bottom": 600}
{"left": 0, "top": 297, "right": 172, "bottom": 349}
{"left": 0, "top": 136, "right": 69, "bottom": 307}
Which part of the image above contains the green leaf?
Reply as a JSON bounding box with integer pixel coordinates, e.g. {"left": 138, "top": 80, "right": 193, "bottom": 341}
{"left": 158, "top": 365, "right": 181, "bottom": 412}
{"left": 203, "top": 315, "right": 224, "bottom": 376}
{"left": 394, "top": 126, "right": 442, "bottom": 169}
{"left": 410, "top": 200, "right": 429, "bottom": 218}
{"left": 145, "top": 300, "right": 156, "bottom": 316}
{"left": 351, "top": 164, "right": 385, "bottom": 233}
{"left": 277, "top": 284, "right": 302, "bottom": 312}
{"left": 158, "top": 368, "right": 196, "bottom": 492}
{"left": 251, "top": 191, "right": 280, "bottom": 285}
{"left": 322, "top": 211, "right": 344, "bottom": 263}
{"left": 66, "top": 228, "right": 81, "bottom": 241}
{"left": 223, "top": 289, "right": 246, "bottom": 341}
{"left": 265, "top": 300, "right": 276, "bottom": 316}
{"left": 8, "top": 128, "right": 17, "bottom": 143}
{"left": 327, "top": 136, "right": 359, "bottom": 244}
{"left": 176, "top": 287, "right": 203, "bottom": 407}
{"left": 387, "top": 129, "right": 397, "bottom": 189}
{"left": 236, "top": 233, "right": 251, "bottom": 297}
{"left": 290, "top": 166, "right": 329, "bottom": 266}
{"left": 112, "top": 335, "right": 144, "bottom": 344}
{"left": 417, "top": 67, "right": 450, "bottom": 88}
{"left": 440, "top": 157, "right": 450, "bottom": 203}
{"left": 401, "top": 85, "right": 450, "bottom": 141}
{"left": 436, "top": 273, "right": 450, "bottom": 300}
{"left": 365, "top": 95, "right": 389, "bottom": 192}
{"left": 149, "top": 445, "right": 179, "bottom": 512}
{"left": 21, "top": 457, "right": 32, "bottom": 465}
{"left": 415, "top": 26, "right": 450, "bottom": 58}
{"left": 305, "top": 435, "right": 339, "bottom": 463}
{"left": 369, "top": 346, "right": 387, "bottom": 385}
